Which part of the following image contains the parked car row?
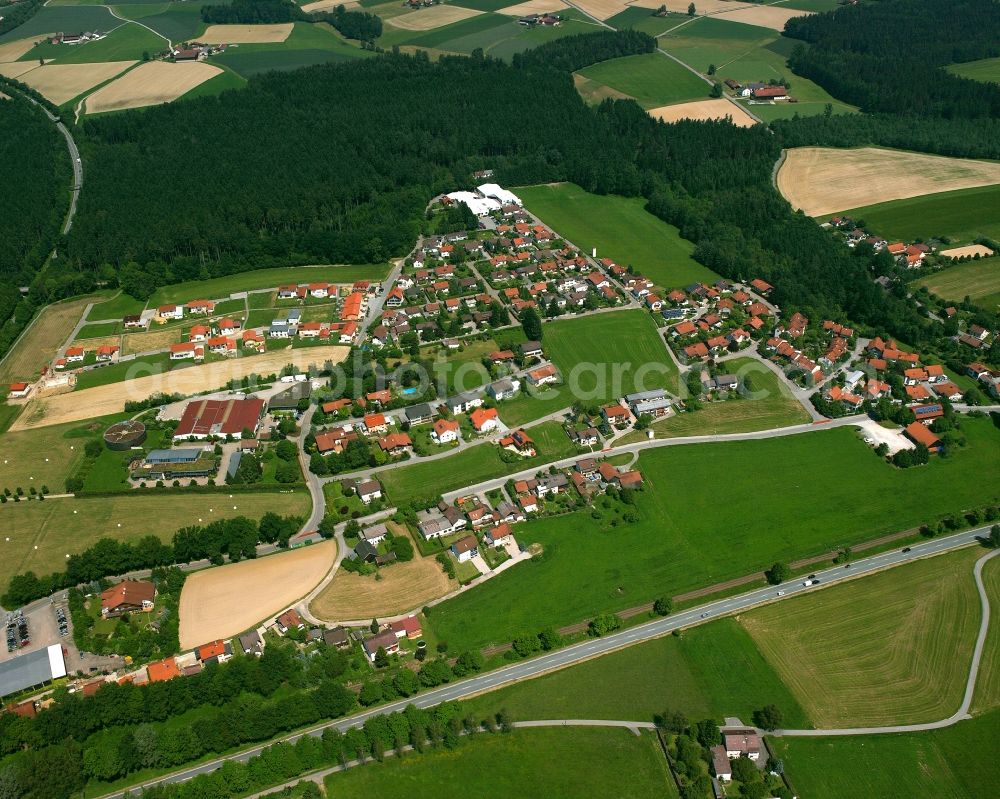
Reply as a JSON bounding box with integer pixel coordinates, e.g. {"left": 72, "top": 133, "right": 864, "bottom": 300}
{"left": 6, "top": 610, "right": 29, "bottom": 652}
{"left": 55, "top": 605, "right": 69, "bottom": 638}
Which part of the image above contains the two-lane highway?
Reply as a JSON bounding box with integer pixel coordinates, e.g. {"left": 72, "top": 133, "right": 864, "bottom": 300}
{"left": 106, "top": 525, "right": 995, "bottom": 798}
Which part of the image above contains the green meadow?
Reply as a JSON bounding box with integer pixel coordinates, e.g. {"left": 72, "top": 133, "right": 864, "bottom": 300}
{"left": 517, "top": 182, "right": 715, "bottom": 288}
{"left": 426, "top": 418, "right": 1000, "bottom": 651}
{"left": 575, "top": 51, "right": 710, "bottom": 109}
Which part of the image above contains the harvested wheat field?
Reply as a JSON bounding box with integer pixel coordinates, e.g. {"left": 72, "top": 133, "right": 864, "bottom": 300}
{"left": 0, "top": 297, "right": 96, "bottom": 386}
{"left": 199, "top": 23, "right": 294, "bottom": 43}
{"left": 650, "top": 98, "right": 757, "bottom": 127}
{"left": 179, "top": 540, "right": 336, "bottom": 650}
{"left": 940, "top": 244, "right": 995, "bottom": 259}
{"left": 20, "top": 61, "right": 134, "bottom": 105}
{"left": 10, "top": 345, "right": 349, "bottom": 431}
{"left": 714, "top": 4, "right": 812, "bottom": 30}
{"left": 388, "top": 5, "right": 482, "bottom": 30}
{"left": 0, "top": 34, "right": 52, "bottom": 63}
{"left": 777, "top": 147, "right": 1000, "bottom": 217}
{"left": 311, "top": 543, "right": 452, "bottom": 621}
{"left": 636, "top": 0, "right": 749, "bottom": 14}
{"left": 0, "top": 62, "right": 40, "bottom": 79}
{"left": 302, "top": 0, "right": 358, "bottom": 11}
{"left": 71, "top": 335, "right": 122, "bottom": 352}
{"left": 85, "top": 61, "right": 220, "bottom": 114}
{"left": 122, "top": 328, "right": 183, "bottom": 356}
{"left": 568, "top": 0, "right": 631, "bottom": 20}
{"left": 497, "top": 0, "right": 569, "bottom": 16}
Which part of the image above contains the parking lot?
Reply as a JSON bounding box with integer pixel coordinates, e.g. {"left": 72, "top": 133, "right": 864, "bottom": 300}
{"left": 2, "top": 598, "right": 68, "bottom": 664}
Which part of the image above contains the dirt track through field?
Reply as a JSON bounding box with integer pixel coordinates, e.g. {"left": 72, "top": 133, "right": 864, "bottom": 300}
{"left": 387, "top": 5, "right": 482, "bottom": 30}
{"left": 179, "top": 541, "right": 336, "bottom": 650}
{"left": 777, "top": 147, "right": 1000, "bottom": 217}
{"left": 10, "top": 345, "right": 349, "bottom": 431}
{"left": 20, "top": 61, "right": 134, "bottom": 105}
{"left": 85, "top": 61, "right": 220, "bottom": 113}
{"left": 199, "top": 24, "right": 294, "bottom": 43}
{"left": 650, "top": 98, "right": 757, "bottom": 127}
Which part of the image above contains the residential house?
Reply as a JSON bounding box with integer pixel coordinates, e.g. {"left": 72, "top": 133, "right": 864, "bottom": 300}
{"left": 389, "top": 616, "right": 422, "bottom": 640}
{"left": 451, "top": 535, "right": 479, "bottom": 563}
{"left": 379, "top": 432, "right": 412, "bottom": 455}
{"left": 470, "top": 407, "right": 500, "bottom": 433}
{"left": 239, "top": 630, "right": 263, "bottom": 656}
{"left": 363, "top": 630, "right": 400, "bottom": 662}
{"left": 322, "top": 627, "right": 350, "bottom": 648}
{"left": 569, "top": 427, "right": 600, "bottom": 447}
{"left": 363, "top": 413, "right": 388, "bottom": 435}
{"left": 431, "top": 418, "right": 460, "bottom": 444}
{"left": 483, "top": 523, "right": 514, "bottom": 549}
{"left": 197, "top": 640, "right": 232, "bottom": 665}
{"left": 276, "top": 609, "right": 304, "bottom": 633}
{"left": 526, "top": 364, "right": 558, "bottom": 387}
{"left": 499, "top": 429, "right": 535, "bottom": 456}
{"left": 625, "top": 389, "right": 672, "bottom": 418}
{"left": 187, "top": 300, "right": 215, "bottom": 315}
{"left": 711, "top": 746, "right": 732, "bottom": 782}
{"left": 101, "top": 580, "right": 155, "bottom": 618}
{"left": 353, "top": 479, "right": 383, "bottom": 504}
{"left": 147, "top": 658, "right": 181, "bottom": 683}
{"left": 602, "top": 403, "right": 630, "bottom": 425}
{"left": 95, "top": 344, "right": 119, "bottom": 362}
{"left": 487, "top": 378, "right": 520, "bottom": 401}
{"left": 723, "top": 729, "right": 762, "bottom": 761}
{"left": 8, "top": 382, "right": 31, "bottom": 399}
{"left": 404, "top": 402, "right": 438, "bottom": 425}
{"left": 158, "top": 304, "right": 183, "bottom": 320}
{"left": 905, "top": 421, "right": 942, "bottom": 453}
{"left": 443, "top": 391, "right": 483, "bottom": 415}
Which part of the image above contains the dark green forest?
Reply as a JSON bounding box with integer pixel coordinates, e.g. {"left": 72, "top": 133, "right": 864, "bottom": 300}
{"left": 784, "top": 0, "right": 1000, "bottom": 118}
{"left": 0, "top": 0, "right": 43, "bottom": 36}
{"left": 201, "top": 0, "right": 303, "bottom": 25}
{"left": 311, "top": 5, "right": 382, "bottom": 42}
{"left": 0, "top": 94, "right": 70, "bottom": 363}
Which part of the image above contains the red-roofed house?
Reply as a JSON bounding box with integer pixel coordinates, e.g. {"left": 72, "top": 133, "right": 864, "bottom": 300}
{"left": 8, "top": 382, "right": 31, "bottom": 399}
{"left": 147, "top": 658, "right": 181, "bottom": 683}
{"left": 363, "top": 413, "right": 388, "bottom": 434}
{"left": 389, "top": 616, "right": 422, "bottom": 640}
{"left": 101, "top": 580, "right": 155, "bottom": 618}
{"left": 197, "top": 640, "right": 232, "bottom": 664}
{"left": 483, "top": 523, "right": 514, "bottom": 548}
{"left": 431, "top": 418, "right": 460, "bottom": 444}
{"left": 905, "top": 421, "right": 941, "bottom": 452}
{"left": 173, "top": 398, "right": 264, "bottom": 440}
{"left": 470, "top": 407, "right": 499, "bottom": 433}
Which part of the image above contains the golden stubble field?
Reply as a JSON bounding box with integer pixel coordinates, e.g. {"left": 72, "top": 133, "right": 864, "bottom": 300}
{"left": 650, "top": 98, "right": 758, "bottom": 127}
{"left": 388, "top": 5, "right": 483, "bottom": 30}
{"left": 20, "top": 61, "right": 135, "bottom": 105}
{"left": 0, "top": 297, "right": 96, "bottom": 385}
{"left": 85, "top": 61, "right": 221, "bottom": 114}
{"left": 179, "top": 540, "right": 336, "bottom": 650}
{"left": 198, "top": 24, "right": 294, "bottom": 43}
{"left": 777, "top": 147, "right": 1000, "bottom": 216}
{"left": 497, "top": 0, "right": 569, "bottom": 16}
{"left": 10, "top": 345, "right": 350, "bottom": 431}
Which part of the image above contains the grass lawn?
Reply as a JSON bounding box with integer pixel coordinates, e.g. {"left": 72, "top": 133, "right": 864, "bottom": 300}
{"left": 575, "top": 52, "right": 710, "bottom": 109}
{"left": 463, "top": 617, "right": 810, "bottom": 727}
{"left": 496, "top": 309, "right": 682, "bottom": 427}
{"left": 772, "top": 710, "right": 1000, "bottom": 799}
{"left": 76, "top": 321, "right": 122, "bottom": 339}
{"left": 20, "top": 23, "right": 165, "bottom": 63}
{"left": 622, "top": 357, "right": 809, "bottom": 440}
{"left": 826, "top": 184, "right": 1000, "bottom": 245}
{"left": 742, "top": 547, "right": 984, "bottom": 727}
{"left": 425, "top": 418, "right": 1000, "bottom": 651}
{"left": 87, "top": 291, "right": 147, "bottom": 321}
{"left": 325, "top": 727, "right": 676, "bottom": 799}
{"left": 972, "top": 554, "right": 1000, "bottom": 714}
{"left": 380, "top": 419, "right": 576, "bottom": 506}
{"left": 916, "top": 256, "right": 1000, "bottom": 312}
{"left": 946, "top": 56, "right": 1000, "bottom": 85}
{"left": 517, "top": 183, "right": 714, "bottom": 288}
{"left": 0, "top": 491, "right": 310, "bottom": 592}
{"left": 146, "top": 263, "right": 388, "bottom": 306}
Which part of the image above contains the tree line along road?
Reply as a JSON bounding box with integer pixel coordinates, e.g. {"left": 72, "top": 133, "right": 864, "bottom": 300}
{"left": 102, "top": 525, "right": 996, "bottom": 798}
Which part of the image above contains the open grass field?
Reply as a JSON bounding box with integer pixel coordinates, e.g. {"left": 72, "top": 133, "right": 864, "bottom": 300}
{"left": 176, "top": 66, "right": 247, "bottom": 100}
{"left": 84, "top": 60, "right": 221, "bottom": 113}
{"left": 19, "top": 60, "right": 135, "bottom": 104}
{"left": 916, "top": 258, "right": 1000, "bottom": 312}
{"left": 425, "top": 418, "right": 1000, "bottom": 652}
{"left": 823, "top": 184, "right": 1000, "bottom": 245}
{"left": 777, "top": 147, "right": 1000, "bottom": 217}
{"left": 325, "top": 727, "right": 675, "bottom": 799}
{"left": 464, "top": 616, "right": 810, "bottom": 726}
{"left": 146, "top": 264, "right": 387, "bottom": 306}
{"left": 742, "top": 547, "right": 983, "bottom": 727}
{"left": 178, "top": 539, "right": 335, "bottom": 649}
{"left": 11, "top": 346, "right": 350, "bottom": 431}
{"left": 388, "top": 5, "right": 483, "bottom": 30}
{"left": 87, "top": 291, "right": 147, "bottom": 321}
{"left": 380, "top": 420, "right": 577, "bottom": 506}
{"left": 772, "top": 710, "right": 1000, "bottom": 799}
{"left": 199, "top": 24, "right": 294, "bottom": 43}
{"left": 626, "top": 357, "right": 809, "bottom": 439}
{"left": 0, "top": 296, "right": 96, "bottom": 385}
{"left": 517, "top": 182, "right": 715, "bottom": 288}
{"left": 495, "top": 309, "right": 682, "bottom": 426}
{"left": 650, "top": 97, "right": 758, "bottom": 126}
{"left": 972, "top": 555, "right": 1000, "bottom": 714}
{"left": 20, "top": 24, "right": 165, "bottom": 64}
{"left": 113, "top": 2, "right": 207, "bottom": 41}
{"left": 946, "top": 56, "right": 1000, "bottom": 85}
{"left": 572, "top": 72, "right": 632, "bottom": 104}
{"left": 0, "top": 6, "right": 116, "bottom": 43}
{"left": 310, "top": 530, "right": 452, "bottom": 620}
{"left": 0, "top": 491, "right": 311, "bottom": 594}
{"left": 76, "top": 321, "right": 123, "bottom": 339}
{"left": 575, "top": 52, "right": 709, "bottom": 109}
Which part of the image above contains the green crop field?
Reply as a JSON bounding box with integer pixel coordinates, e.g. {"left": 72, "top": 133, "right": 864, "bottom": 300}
{"left": 972, "top": 555, "right": 1000, "bottom": 714}
{"left": 622, "top": 356, "right": 809, "bottom": 440}
{"left": 212, "top": 22, "right": 372, "bottom": 77}
{"left": 19, "top": 23, "right": 166, "bottom": 63}
{"left": 496, "top": 309, "right": 682, "bottom": 427}
{"left": 379, "top": 419, "right": 576, "bottom": 506}
{"left": 177, "top": 66, "right": 247, "bottom": 100}
{"left": 73, "top": 351, "right": 173, "bottom": 391}
{"left": 87, "top": 291, "right": 147, "bottom": 320}
{"left": 772, "top": 710, "right": 1000, "bottom": 799}
{"left": 0, "top": 6, "right": 117, "bottom": 42}
{"left": 742, "top": 547, "right": 983, "bottom": 727}
{"left": 771, "top": 0, "right": 842, "bottom": 11}
{"left": 399, "top": 12, "right": 511, "bottom": 49}
{"left": 464, "top": 617, "right": 810, "bottom": 727}
{"left": 425, "top": 418, "right": 1000, "bottom": 651}
{"left": 607, "top": 7, "right": 687, "bottom": 36}
{"left": 0, "top": 491, "right": 311, "bottom": 592}
{"left": 325, "top": 727, "right": 675, "bottom": 799}
{"left": 114, "top": 3, "right": 207, "bottom": 42}
{"left": 576, "top": 52, "right": 709, "bottom": 109}
{"left": 916, "top": 257, "right": 1000, "bottom": 312}
{"left": 946, "top": 56, "right": 1000, "bottom": 84}
{"left": 145, "top": 263, "right": 388, "bottom": 306}
{"left": 517, "top": 182, "right": 715, "bottom": 288}
{"left": 76, "top": 321, "right": 123, "bottom": 339}
{"left": 828, "top": 184, "right": 1000, "bottom": 245}
{"left": 449, "top": 0, "right": 516, "bottom": 11}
